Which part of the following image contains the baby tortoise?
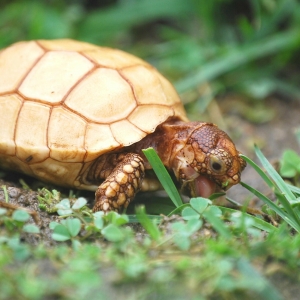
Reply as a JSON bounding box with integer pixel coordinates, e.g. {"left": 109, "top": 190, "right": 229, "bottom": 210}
{"left": 0, "top": 39, "right": 246, "bottom": 213}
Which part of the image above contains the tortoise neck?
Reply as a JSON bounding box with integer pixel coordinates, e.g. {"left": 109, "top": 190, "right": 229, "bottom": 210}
{"left": 130, "top": 119, "right": 199, "bottom": 170}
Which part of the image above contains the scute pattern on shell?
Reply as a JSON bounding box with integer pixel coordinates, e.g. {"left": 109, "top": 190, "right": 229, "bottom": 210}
{"left": 0, "top": 39, "right": 187, "bottom": 187}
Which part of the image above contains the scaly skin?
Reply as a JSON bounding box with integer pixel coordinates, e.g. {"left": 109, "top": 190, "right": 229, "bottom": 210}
{"left": 89, "top": 119, "right": 246, "bottom": 213}
{"left": 93, "top": 153, "right": 145, "bottom": 212}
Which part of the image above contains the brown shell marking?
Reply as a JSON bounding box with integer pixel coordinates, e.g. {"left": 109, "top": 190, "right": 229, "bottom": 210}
{"left": 0, "top": 39, "right": 187, "bottom": 188}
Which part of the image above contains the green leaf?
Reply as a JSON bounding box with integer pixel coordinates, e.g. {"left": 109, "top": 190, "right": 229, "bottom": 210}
{"left": 23, "top": 224, "right": 40, "bottom": 234}
{"left": 167, "top": 203, "right": 190, "bottom": 217}
{"left": 72, "top": 197, "right": 87, "bottom": 210}
{"left": 65, "top": 218, "right": 81, "bottom": 237}
{"left": 49, "top": 221, "right": 60, "bottom": 230}
{"left": 190, "top": 197, "right": 210, "bottom": 214}
{"left": 55, "top": 198, "right": 70, "bottom": 208}
{"left": 171, "top": 221, "right": 185, "bottom": 232}
{"left": 279, "top": 149, "right": 300, "bottom": 177}
{"left": 101, "top": 224, "right": 124, "bottom": 242}
{"left": 52, "top": 224, "right": 71, "bottom": 241}
{"left": 93, "top": 211, "right": 105, "bottom": 219}
{"left": 186, "top": 219, "right": 202, "bottom": 233}
{"left": 182, "top": 207, "right": 200, "bottom": 220}
{"left": 72, "top": 240, "right": 82, "bottom": 251}
{"left": 203, "top": 208, "right": 232, "bottom": 238}
{"left": 0, "top": 208, "right": 7, "bottom": 215}
{"left": 208, "top": 205, "right": 222, "bottom": 217}
{"left": 93, "top": 217, "right": 104, "bottom": 230}
{"left": 12, "top": 210, "right": 30, "bottom": 222}
{"left": 142, "top": 147, "right": 183, "bottom": 207}
{"left": 173, "top": 233, "right": 191, "bottom": 251}
{"left": 55, "top": 198, "right": 72, "bottom": 216}
{"left": 105, "top": 211, "right": 129, "bottom": 226}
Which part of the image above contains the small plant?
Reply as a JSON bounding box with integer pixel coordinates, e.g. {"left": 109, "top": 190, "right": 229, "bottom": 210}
{"left": 37, "top": 188, "right": 62, "bottom": 213}
{"left": 0, "top": 208, "right": 40, "bottom": 260}
{"left": 279, "top": 149, "right": 300, "bottom": 182}
{"left": 54, "top": 197, "right": 90, "bottom": 217}
{"left": 50, "top": 198, "right": 131, "bottom": 248}
{"left": 142, "top": 147, "right": 276, "bottom": 232}
{"left": 241, "top": 146, "right": 300, "bottom": 232}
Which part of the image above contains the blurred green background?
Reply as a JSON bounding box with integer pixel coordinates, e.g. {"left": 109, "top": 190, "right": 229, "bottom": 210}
{"left": 1, "top": 0, "right": 300, "bottom": 115}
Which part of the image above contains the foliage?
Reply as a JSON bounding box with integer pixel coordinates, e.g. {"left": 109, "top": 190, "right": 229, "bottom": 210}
{"left": 279, "top": 149, "right": 300, "bottom": 179}
{"left": 1, "top": 1, "right": 300, "bottom": 299}
{"left": 0, "top": 192, "right": 296, "bottom": 299}
{"left": 1, "top": 146, "right": 299, "bottom": 299}
{"left": 1, "top": 0, "right": 300, "bottom": 105}
{"left": 0, "top": 208, "right": 39, "bottom": 261}
{"left": 241, "top": 146, "right": 300, "bottom": 232}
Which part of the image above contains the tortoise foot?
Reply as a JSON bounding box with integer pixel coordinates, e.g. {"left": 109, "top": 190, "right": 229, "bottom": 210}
{"left": 93, "top": 153, "right": 145, "bottom": 212}
{"left": 92, "top": 197, "right": 118, "bottom": 213}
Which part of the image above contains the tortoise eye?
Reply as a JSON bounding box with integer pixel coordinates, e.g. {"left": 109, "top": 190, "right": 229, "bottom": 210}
{"left": 209, "top": 155, "right": 226, "bottom": 174}
{"left": 212, "top": 161, "right": 221, "bottom": 171}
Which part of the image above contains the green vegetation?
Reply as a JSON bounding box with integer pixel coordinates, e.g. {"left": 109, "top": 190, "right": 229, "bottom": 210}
{"left": 1, "top": 0, "right": 300, "bottom": 104}
{"left": 1, "top": 148, "right": 300, "bottom": 299}
{"left": 1, "top": 0, "right": 300, "bottom": 299}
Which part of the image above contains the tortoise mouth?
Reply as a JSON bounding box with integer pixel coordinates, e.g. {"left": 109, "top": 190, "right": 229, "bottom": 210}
{"left": 193, "top": 175, "right": 217, "bottom": 198}
{"left": 182, "top": 175, "right": 217, "bottom": 199}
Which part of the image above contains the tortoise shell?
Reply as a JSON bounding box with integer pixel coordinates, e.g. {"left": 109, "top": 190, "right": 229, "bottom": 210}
{"left": 0, "top": 39, "right": 187, "bottom": 189}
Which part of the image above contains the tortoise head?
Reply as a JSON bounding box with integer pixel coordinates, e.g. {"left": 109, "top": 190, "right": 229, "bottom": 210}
{"left": 172, "top": 122, "right": 246, "bottom": 198}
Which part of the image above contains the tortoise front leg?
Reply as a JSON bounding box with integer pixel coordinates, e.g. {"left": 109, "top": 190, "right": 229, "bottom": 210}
{"left": 93, "top": 153, "right": 145, "bottom": 212}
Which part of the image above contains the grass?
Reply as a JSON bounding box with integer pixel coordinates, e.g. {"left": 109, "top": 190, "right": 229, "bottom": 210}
{"left": 1, "top": 147, "right": 300, "bottom": 299}
{"left": 1, "top": 0, "right": 300, "bottom": 104}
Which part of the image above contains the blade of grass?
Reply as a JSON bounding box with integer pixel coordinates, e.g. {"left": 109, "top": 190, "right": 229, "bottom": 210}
{"left": 203, "top": 209, "right": 232, "bottom": 238}
{"left": 1, "top": 185, "right": 9, "bottom": 203}
{"left": 128, "top": 214, "right": 162, "bottom": 223}
{"left": 254, "top": 145, "right": 297, "bottom": 201}
{"left": 167, "top": 203, "right": 190, "bottom": 217}
{"left": 286, "top": 184, "right": 300, "bottom": 196}
{"left": 219, "top": 207, "right": 277, "bottom": 233}
{"left": 79, "top": 0, "right": 191, "bottom": 42}
{"left": 175, "top": 28, "right": 300, "bottom": 93}
{"left": 239, "top": 154, "right": 275, "bottom": 189}
{"left": 240, "top": 181, "right": 300, "bottom": 232}
{"left": 135, "top": 206, "right": 161, "bottom": 241}
{"left": 226, "top": 196, "right": 245, "bottom": 207}
{"left": 209, "top": 192, "right": 226, "bottom": 201}
{"left": 143, "top": 147, "right": 183, "bottom": 208}
{"left": 237, "top": 258, "right": 283, "bottom": 300}
{"left": 241, "top": 149, "right": 300, "bottom": 227}
{"left": 253, "top": 146, "right": 300, "bottom": 225}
